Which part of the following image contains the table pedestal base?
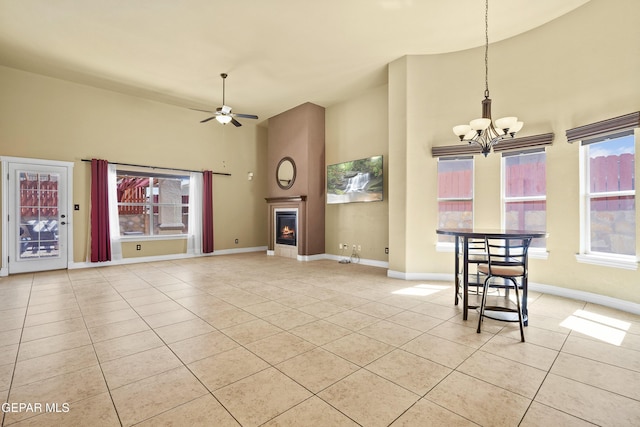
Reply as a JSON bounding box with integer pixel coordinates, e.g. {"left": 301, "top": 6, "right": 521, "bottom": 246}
{"left": 483, "top": 310, "right": 528, "bottom": 323}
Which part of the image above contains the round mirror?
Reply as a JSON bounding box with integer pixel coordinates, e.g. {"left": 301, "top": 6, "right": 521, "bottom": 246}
{"left": 276, "top": 157, "right": 296, "bottom": 190}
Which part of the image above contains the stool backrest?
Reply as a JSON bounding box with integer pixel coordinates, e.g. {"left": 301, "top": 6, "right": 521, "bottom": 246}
{"left": 485, "top": 236, "right": 532, "bottom": 273}
{"left": 468, "top": 238, "right": 486, "bottom": 254}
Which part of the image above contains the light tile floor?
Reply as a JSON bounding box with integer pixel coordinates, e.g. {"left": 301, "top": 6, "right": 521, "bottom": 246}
{"left": 0, "top": 253, "right": 639, "bottom": 426}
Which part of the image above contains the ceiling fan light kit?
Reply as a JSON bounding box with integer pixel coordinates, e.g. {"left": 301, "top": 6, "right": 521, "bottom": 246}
{"left": 452, "top": 0, "right": 523, "bottom": 156}
{"left": 198, "top": 73, "right": 258, "bottom": 127}
{"left": 215, "top": 113, "right": 233, "bottom": 124}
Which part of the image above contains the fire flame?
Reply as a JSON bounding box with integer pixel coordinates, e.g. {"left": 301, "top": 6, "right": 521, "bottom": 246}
{"left": 281, "top": 226, "right": 294, "bottom": 236}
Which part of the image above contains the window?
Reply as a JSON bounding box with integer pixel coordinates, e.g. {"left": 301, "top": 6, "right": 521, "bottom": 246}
{"left": 581, "top": 133, "right": 635, "bottom": 258}
{"left": 437, "top": 157, "right": 473, "bottom": 243}
{"left": 502, "top": 150, "right": 546, "bottom": 248}
{"left": 115, "top": 172, "right": 190, "bottom": 237}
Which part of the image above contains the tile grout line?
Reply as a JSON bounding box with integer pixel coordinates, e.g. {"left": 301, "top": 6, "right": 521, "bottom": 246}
{"left": 131, "top": 266, "right": 413, "bottom": 425}
{"left": 1, "top": 274, "right": 35, "bottom": 427}
{"left": 6, "top": 256, "right": 637, "bottom": 425}
{"left": 114, "top": 266, "right": 246, "bottom": 426}
{"left": 70, "top": 269, "right": 125, "bottom": 427}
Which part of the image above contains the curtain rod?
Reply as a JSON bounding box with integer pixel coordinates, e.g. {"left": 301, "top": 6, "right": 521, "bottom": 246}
{"left": 81, "top": 159, "right": 231, "bottom": 176}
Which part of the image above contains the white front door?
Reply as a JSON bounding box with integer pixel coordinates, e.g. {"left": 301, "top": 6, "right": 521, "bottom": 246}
{"left": 5, "top": 160, "right": 72, "bottom": 274}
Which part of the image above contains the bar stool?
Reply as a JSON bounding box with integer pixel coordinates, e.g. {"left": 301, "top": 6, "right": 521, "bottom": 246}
{"left": 476, "top": 236, "right": 532, "bottom": 342}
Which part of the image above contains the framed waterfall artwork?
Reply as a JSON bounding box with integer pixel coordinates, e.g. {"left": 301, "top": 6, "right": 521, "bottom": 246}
{"left": 326, "top": 155, "right": 383, "bottom": 204}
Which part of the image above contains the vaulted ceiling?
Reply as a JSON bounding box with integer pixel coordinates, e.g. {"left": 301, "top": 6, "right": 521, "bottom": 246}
{"left": 0, "top": 0, "right": 589, "bottom": 125}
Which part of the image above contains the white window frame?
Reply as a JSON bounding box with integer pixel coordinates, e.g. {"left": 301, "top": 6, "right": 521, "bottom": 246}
{"left": 577, "top": 132, "right": 637, "bottom": 270}
{"left": 115, "top": 168, "right": 190, "bottom": 241}
{"left": 501, "top": 149, "right": 548, "bottom": 259}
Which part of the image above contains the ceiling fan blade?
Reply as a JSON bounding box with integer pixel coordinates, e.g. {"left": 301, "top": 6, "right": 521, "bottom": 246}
{"left": 197, "top": 74, "right": 255, "bottom": 127}
{"left": 233, "top": 113, "right": 258, "bottom": 120}
{"left": 190, "top": 108, "right": 214, "bottom": 114}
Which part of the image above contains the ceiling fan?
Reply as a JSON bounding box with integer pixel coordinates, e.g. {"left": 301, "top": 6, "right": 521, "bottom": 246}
{"left": 196, "top": 73, "right": 258, "bottom": 127}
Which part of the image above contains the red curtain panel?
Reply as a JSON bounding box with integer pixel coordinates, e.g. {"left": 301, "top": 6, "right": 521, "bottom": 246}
{"left": 202, "top": 170, "right": 214, "bottom": 253}
{"left": 90, "top": 159, "right": 111, "bottom": 262}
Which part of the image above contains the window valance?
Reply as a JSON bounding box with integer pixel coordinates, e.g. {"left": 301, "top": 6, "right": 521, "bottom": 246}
{"left": 431, "top": 144, "right": 482, "bottom": 158}
{"left": 432, "top": 133, "right": 553, "bottom": 158}
{"left": 566, "top": 112, "right": 639, "bottom": 144}
{"left": 492, "top": 133, "right": 553, "bottom": 153}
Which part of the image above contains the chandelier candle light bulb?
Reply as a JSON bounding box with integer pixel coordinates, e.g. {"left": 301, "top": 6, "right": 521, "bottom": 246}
{"left": 452, "top": 0, "right": 523, "bottom": 156}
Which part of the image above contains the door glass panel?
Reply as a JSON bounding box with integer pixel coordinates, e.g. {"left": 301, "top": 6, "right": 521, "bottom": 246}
{"left": 19, "top": 171, "right": 60, "bottom": 259}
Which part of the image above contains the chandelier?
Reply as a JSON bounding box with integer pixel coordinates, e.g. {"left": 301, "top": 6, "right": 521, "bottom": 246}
{"left": 452, "top": 0, "right": 523, "bottom": 156}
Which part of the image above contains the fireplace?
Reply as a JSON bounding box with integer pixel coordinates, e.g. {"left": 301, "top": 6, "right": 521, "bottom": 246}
{"left": 275, "top": 211, "right": 297, "bottom": 246}
{"left": 266, "top": 199, "right": 305, "bottom": 259}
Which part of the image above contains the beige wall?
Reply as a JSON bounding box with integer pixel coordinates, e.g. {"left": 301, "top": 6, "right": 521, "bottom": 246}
{"left": 325, "top": 84, "right": 389, "bottom": 262}
{"left": 383, "top": 0, "right": 640, "bottom": 302}
{"left": 0, "top": 65, "right": 268, "bottom": 264}
{"left": 1, "top": 0, "right": 639, "bottom": 306}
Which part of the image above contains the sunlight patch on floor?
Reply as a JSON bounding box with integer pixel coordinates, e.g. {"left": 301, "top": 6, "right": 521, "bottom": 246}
{"left": 392, "top": 283, "right": 449, "bottom": 297}
{"left": 560, "top": 309, "right": 630, "bottom": 346}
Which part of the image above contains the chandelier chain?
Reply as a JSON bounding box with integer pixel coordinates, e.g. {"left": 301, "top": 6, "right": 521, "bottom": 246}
{"left": 484, "top": 0, "right": 489, "bottom": 98}
{"left": 452, "top": 0, "right": 522, "bottom": 156}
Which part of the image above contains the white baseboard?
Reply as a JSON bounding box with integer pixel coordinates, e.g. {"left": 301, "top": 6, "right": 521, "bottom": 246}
{"left": 10, "top": 250, "right": 639, "bottom": 316}
{"left": 528, "top": 282, "right": 640, "bottom": 315}
{"left": 323, "top": 253, "right": 389, "bottom": 268}
{"left": 69, "top": 252, "right": 200, "bottom": 269}
{"left": 211, "top": 246, "right": 268, "bottom": 256}
{"left": 386, "top": 270, "right": 640, "bottom": 316}
{"left": 387, "top": 270, "right": 452, "bottom": 281}
{"left": 69, "top": 246, "right": 267, "bottom": 269}
{"left": 264, "top": 251, "right": 389, "bottom": 268}
{"left": 265, "top": 251, "right": 328, "bottom": 261}
{"left": 298, "top": 253, "right": 326, "bottom": 262}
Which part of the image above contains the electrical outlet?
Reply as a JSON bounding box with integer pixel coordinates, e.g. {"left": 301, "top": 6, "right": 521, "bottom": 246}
{"left": 352, "top": 244, "right": 356, "bottom": 250}
{"left": 136, "top": 244, "right": 141, "bottom": 251}
{"left": 235, "top": 238, "right": 239, "bottom": 244}
{"left": 385, "top": 247, "right": 389, "bottom": 254}
{"left": 357, "top": 245, "right": 361, "bottom": 251}
{"left": 338, "top": 243, "right": 342, "bottom": 250}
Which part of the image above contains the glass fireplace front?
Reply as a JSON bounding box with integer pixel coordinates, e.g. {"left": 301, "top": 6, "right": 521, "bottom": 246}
{"left": 276, "top": 211, "right": 297, "bottom": 246}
